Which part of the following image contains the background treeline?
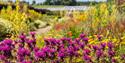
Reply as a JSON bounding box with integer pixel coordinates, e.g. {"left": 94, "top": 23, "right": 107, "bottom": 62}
{"left": 41, "top": 0, "right": 105, "bottom": 6}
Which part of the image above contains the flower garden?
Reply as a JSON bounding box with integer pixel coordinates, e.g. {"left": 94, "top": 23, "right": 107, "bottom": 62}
{"left": 0, "top": 0, "right": 125, "bottom": 63}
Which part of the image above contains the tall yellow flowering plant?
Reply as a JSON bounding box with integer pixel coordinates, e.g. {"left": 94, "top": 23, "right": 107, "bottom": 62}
{"left": 0, "top": 0, "right": 29, "bottom": 36}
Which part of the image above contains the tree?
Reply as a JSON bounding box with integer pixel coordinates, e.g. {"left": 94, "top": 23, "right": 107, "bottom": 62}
{"left": 43, "top": 0, "right": 77, "bottom": 5}
{"left": 43, "top": 0, "right": 51, "bottom": 5}
{"left": 32, "top": 0, "right": 36, "bottom": 5}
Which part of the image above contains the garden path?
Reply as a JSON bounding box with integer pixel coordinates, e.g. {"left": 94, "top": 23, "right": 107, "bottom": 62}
{"left": 34, "top": 26, "right": 52, "bottom": 34}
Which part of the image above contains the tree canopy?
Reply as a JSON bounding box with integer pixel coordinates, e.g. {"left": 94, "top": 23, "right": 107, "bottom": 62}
{"left": 43, "top": 0, "right": 77, "bottom": 5}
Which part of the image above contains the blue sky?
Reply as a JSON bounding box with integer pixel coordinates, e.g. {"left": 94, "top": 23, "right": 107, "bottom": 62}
{"left": 12, "top": 0, "right": 107, "bottom": 4}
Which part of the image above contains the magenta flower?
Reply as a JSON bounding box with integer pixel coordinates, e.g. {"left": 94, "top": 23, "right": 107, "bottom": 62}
{"left": 92, "top": 45, "right": 99, "bottom": 51}
{"left": 3, "top": 39, "right": 13, "bottom": 46}
{"left": 79, "top": 42, "right": 85, "bottom": 49}
{"left": 67, "top": 48, "right": 74, "bottom": 56}
{"left": 35, "top": 51, "right": 46, "bottom": 60}
{"left": 83, "top": 49, "right": 91, "bottom": 55}
{"left": 44, "top": 38, "right": 51, "bottom": 45}
{"left": 82, "top": 38, "right": 89, "bottom": 44}
{"left": 79, "top": 33, "right": 86, "bottom": 39}
{"left": 97, "top": 35, "right": 102, "bottom": 41}
{"left": 112, "top": 58, "right": 117, "bottom": 63}
{"left": 58, "top": 51, "right": 65, "bottom": 60}
{"left": 33, "top": 47, "right": 39, "bottom": 52}
{"left": 108, "top": 50, "right": 115, "bottom": 58}
{"left": 17, "top": 47, "right": 30, "bottom": 57}
{"left": 100, "top": 43, "right": 106, "bottom": 50}
{"left": 74, "top": 38, "right": 80, "bottom": 44}
{"left": 19, "top": 33, "right": 26, "bottom": 39}
{"left": 19, "top": 33, "right": 26, "bottom": 47}
{"left": 0, "top": 55, "right": 6, "bottom": 60}
{"left": 83, "top": 54, "right": 92, "bottom": 62}
{"left": 30, "top": 32, "right": 36, "bottom": 36}
{"left": 107, "top": 42, "right": 113, "bottom": 50}
{"left": 20, "top": 60, "right": 32, "bottom": 63}
{"left": 121, "top": 54, "right": 125, "bottom": 60}
{"left": 30, "top": 32, "right": 36, "bottom": 38}
{"left": 96, "top": 49, "right": 103, "bottom": 59}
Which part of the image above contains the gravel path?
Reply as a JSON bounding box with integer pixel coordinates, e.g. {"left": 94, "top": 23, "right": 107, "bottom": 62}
{"left": 35, "top": 26, "right": 52, "bottom": 34}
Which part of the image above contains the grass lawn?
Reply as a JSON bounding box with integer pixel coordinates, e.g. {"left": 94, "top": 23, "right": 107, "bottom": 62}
{"left": 32, "top": 5, "right": 64, "bottom": 8}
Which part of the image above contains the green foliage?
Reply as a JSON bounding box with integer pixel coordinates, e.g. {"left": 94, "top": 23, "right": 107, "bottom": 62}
{"left": 43, "top": 0, "right": 77, "bottom": 5}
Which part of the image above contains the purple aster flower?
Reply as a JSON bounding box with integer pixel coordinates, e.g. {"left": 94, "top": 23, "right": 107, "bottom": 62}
{"left": 30, "top": 32, "right": 36, "bottom": 39}
{"left": 55, "top": 39, "right": 62, "bottom": 45}
{"left": 25, "top": 49, "right": 31, "bottom": 56}
{"left": 17, "top": 47, "right": 30, "bottom": 57}
{"left": 67, "top": 48, "right": 74, "bottom": 57}
{"left": 108, "top": 50, "right": 115, "bottom": 58}
{"left": 61, "top": 37, "right": 71, "bottom": 44}
{"left": 74, "top": 51, "right": 79, "bottom": 57}
{"left": 83, "top": 49, "right": 91, "bottom": 55}
{"left": 35, "top": 51, "right": 46, "bottom": 60}
{"left": 97, "top": 35, "right": 102, "bottom": 41}
{"left": 74, "top": 45, "right": 80, "bottom": 51}
{"left": 42, "top": 46, "right": 50, "bottom": 53}
{"left": 19, "top": 33, "right": 26, "bottom": 39}
{"left": 54, "top": 60, "right": 60, "bottom": 63}
{"left": 30, "top": 32, "right": 36, "bottom": 36}
{"left": 26, "top": 39, "right": 36, "bottom": 49}
{"left": 18, "top": 44, "right": 24, "bottom": 48}
{"left": 50, "top": 38, "right": 57, "bottom": 45}
{"left": 121, "top": 54, "right": 125, "bottom": 60}
{"left": 44, "top": 38, "right": 51, "bottom": 45}
{"left": 92, "top": 45, "right": 99, "bottom": 51}
{"left": 48, "top": 48, "right": 56, "bottom": 59}
{"left": 82, "top": 38, "right": 89, "bottom": 44}
{"left": 17, "top": 48, "right": 26, "bottom": 56}
{"left": 79, "top": 33, "right": 86, "bottom": 39}
{"left": 33, "top": 47, "right": 39, "bottom": 52}
{"left": 74, "top": 38, "right": 80, "bottom": 44}
{"left": 2, "top": 45, "right": 11, "bottom": 51}
{"left": 107, "top": 42, "right": 113, "bottom": 50}
{"left": 112, "top": 58, "right": 117, "bottom": 63}
{"left": 0, "top": 55, "right": 6, "bottom": 60}
{"left": 19, "top": 33, "right": 26, "bottom": 47}
{"left": 58, "top": 51, "right": 65, "bottom": 60}
{"left": 83, "top": 54, "right": 92, "bottom": 62}
{"left": 3, "top": 39, "right": 13, "bottom": 46}
{"left": 96, "top": 49, "right": 103, "bottom": 59}
{"left": 79, "top": 42, "right": 85, "bottom": 49}
{"left": 17, "top": 56, "right": 24, "bottom": 62}
{"left": 100, "top": 43, "right": 106, "bottom": 50}
{"left": 3, "top": 46, "right": 12, "bottom": 58}
{"left": 20, "top": 60, "right": 32, "bottom": 63}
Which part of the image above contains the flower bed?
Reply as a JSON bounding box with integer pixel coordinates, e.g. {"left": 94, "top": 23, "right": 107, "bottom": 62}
{"left": 0, "top": 32, "right": 125, "bottom": 63}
